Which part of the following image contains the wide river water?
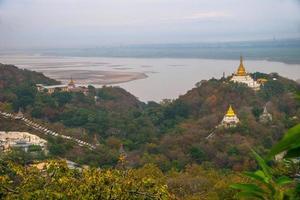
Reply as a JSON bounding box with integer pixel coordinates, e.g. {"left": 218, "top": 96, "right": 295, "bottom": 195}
{"left": 1, "top": 55, "right": 300, "bottom": 102}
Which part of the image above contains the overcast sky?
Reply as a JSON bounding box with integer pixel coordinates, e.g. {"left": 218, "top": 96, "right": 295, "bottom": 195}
{"left": 0, "top": 0, "right": 300, "bottom": 48}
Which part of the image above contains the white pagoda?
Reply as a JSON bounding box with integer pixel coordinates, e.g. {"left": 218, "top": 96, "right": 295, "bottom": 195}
{"left": 230, "top": 56, "right": 261, "bottom": 91}
{"left": 220, "top": 105, "right": 240, "bottom": 128}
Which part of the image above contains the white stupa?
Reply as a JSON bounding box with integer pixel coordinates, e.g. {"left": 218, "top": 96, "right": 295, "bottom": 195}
{"left": 230, "top": 56, "right": 261, "bottom": 91}
{"left": 259, "top": 105, "right": 272, "bottom": 123}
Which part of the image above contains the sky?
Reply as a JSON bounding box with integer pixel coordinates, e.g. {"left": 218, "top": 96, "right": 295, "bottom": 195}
{"left": 0, "top": 0, "right": 300, "bottom": 49}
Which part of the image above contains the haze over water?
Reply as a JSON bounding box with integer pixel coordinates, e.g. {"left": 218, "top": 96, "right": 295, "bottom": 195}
{"left": 1, "top": 55, "right": 299, "bottom": 102}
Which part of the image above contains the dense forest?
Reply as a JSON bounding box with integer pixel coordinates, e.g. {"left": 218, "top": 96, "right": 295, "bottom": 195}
{"left": 0, "top": 63, "right": 300, "bottom": 199}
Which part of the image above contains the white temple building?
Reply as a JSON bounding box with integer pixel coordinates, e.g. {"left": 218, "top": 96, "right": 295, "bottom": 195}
{"left": 36, "top": 77, "right": 88, "bottom": 95}
{"left": 219, "top": 105, "right": 240, "bottom": 128}
{"left": 0, "top": 131, "right": 47, "bottom": 152}
{"left": 230, "top": 56, "right": 261, "bottom": 91}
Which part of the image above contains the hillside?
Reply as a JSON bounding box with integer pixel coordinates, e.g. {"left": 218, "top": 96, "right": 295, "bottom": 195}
{"left": 0, "top": 64, "right": 299, "bottom": 169}
{"left": 0, "top": 63, "right": 59, "bottom": 88}
{"left": 147, "top": 74, "right": 300, "bottom": 170}
{"left": 0, "top": 64, "right": 299, "bottom": 199}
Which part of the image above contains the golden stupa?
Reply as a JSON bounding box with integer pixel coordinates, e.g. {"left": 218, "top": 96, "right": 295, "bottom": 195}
{"left": 68, "top": 77, "right": 75, "bottom": 86}
{"left": 236, "top": 56, "right": 247, "bottom": 76}
{"left": 226, "top": 105, "right": 236, "bottom": 117}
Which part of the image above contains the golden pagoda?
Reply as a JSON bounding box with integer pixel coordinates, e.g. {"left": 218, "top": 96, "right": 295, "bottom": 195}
{"left": 230, "top": 56, "right": 261, "bottom": 91}
{"left": 220, "top": 105, "right": 240, "bottom": 128}
{"left": 226, "top": 105, "right": 236, "bottom": 117}
{"left": 236, "top": 56, "right": 247, "bottom": 76}
{"left": 68, "top": 77, "right": 76, "bottom": 88}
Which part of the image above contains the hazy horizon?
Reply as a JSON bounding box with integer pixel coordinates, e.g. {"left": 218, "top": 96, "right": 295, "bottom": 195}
{"left": 0, "top": 0, "right": 300, "bottom": 49}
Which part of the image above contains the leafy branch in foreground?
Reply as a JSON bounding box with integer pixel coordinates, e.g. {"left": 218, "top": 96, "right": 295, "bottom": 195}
{"left": 231, "top": 150, "right": 293, "bottom": 200}
{"left": 268, "top": 124, "right": 300, "bottom": 160}
{"left": 231, "top": 123, "right": 300, "bottom": 200}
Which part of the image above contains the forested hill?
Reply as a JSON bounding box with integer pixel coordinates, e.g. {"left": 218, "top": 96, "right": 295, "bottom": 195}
{"left": 0, "top": 63, "right": 59, "bottom": 89}
{"left": 0, "top": 64, "right": 299, "bottom": 171}
{"left": 155, "top": 73, "right": 300, "bottom": 170}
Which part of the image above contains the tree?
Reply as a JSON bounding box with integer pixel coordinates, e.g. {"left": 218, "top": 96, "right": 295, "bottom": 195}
{"left": 52, "top": 92, "right": 72, "bottom": 106}
{"left": 189, "top": 146, "right": 206, "bottom": 163}
{"left": 0, "top": 159, "right": 172, "bottom": 199}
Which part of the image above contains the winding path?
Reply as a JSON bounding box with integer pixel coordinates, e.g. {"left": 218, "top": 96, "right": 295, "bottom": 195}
{"left": 0, "top": 110, "right": 96, "bottom": 150}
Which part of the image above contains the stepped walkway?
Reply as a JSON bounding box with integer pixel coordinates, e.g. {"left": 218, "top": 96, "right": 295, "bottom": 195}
{"left": 206, "top": 128, "right": 217, "bottom": 139}
{"left": 0, "top": 110, "right": 96, "bottom": 150}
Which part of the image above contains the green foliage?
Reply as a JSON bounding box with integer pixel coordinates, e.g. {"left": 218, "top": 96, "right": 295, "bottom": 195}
{"left": 268, "top": 124, "right": 300, "bottom": 159}
{"left": 97, "top": 86, "right": 116, "bottom": 100}
{"left": 12, "top": 85, "right": 37, "bottom": 110}
{"left": 0, "top": 160, "right": 172, "bottom": 200}
{"left": 51, "top": 92, "right": 72, "bottom": 106}
{"left": 189, "top": 146, "right": 206, "bottom": 163}
{"left": 48, "top": 137, "right": 74, "bottom": 156}
{"left": 0, "top": 148, "right": 47, "bottom": 166}
{"left": 252, "top": 106, "right": 264, "bottom": 119}
{"left": 230, "top": 120, "right": 300, "bottom": 199}
{"left": 259, "top": 81, "right": 285, "bottom": 100}
{"left": 230, "top": 150, "right": 294, "bottom": 200}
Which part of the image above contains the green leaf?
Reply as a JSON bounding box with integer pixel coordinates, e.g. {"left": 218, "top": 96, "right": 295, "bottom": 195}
{"left": 268, "top": 124, "right": 300, "bottom": 159}
{"left": 236, "top": 191, "right": 265, "bottom": 200}
{"left": 251, "top": 150, "right": 272, "bottom": 180}
{"left": 275, "top": 176, "right": 293, "bottom": 186}
{"left": 244, "top": 171, "right": 267, "bottom": 183}
{"left": 284, "top": 146, "right": 300, "bottom": 159}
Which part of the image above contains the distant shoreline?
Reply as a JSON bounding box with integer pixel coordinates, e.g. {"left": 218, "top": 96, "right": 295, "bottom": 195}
{"left": 1, "top": 39, "right": 300, "bottom": 65}
{"left": 1, "top": 53, "right": 300, "bottom": 66}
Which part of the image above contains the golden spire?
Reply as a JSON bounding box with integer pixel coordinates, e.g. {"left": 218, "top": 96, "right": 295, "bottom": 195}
{"left": 236, "top": 56, "right": 247, "bottom": 76}
{"left": 69, "top": 77, "right": 75, "bottom": 85}
{"left": 226, "top": 105, "right": 236, "bottom": 117}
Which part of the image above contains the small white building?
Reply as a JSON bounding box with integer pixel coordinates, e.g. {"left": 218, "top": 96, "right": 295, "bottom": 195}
{"left": 219, "top": 105, "right": 240, "bottom": 128}
{"left": 36, "top": 84, "right": 68, "bottom": 94}
{"left": 0, "top": 131, "right": 47, "bottom": 152}
{"left": 230, "top": 56, "right": 261, "bottom": 91}
{"left": 36, "top": 78, "right": 87, "bottom": 94}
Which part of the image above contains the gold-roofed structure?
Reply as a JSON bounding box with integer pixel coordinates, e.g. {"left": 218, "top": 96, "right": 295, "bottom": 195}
{"left": 220, "top": 105, "right": 240, "bottom": 128}
{"left": 236, "top": 56, "right": 247, "bottom": 76}
{"left": 68, "top": 77, "right": 75, "bottom": 88}
{"left": 225, "top": 105, "right": 236, "bottom": 117}
{"left": 230, "top": 56, "right": 261, "bottom": 91}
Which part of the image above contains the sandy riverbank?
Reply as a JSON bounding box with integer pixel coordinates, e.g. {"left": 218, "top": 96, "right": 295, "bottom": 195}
{"left": 41, "top": 69, "right": 148, "bottom": 85}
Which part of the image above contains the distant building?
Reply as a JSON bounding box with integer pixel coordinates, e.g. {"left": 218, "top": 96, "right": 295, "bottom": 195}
{"left": 230, "top": 56, "right": 261, "bottom": 90}
{"left": 219, "top": 105, "right": 240, "bottom": 128}
{"left": 0, "top": 131, "right": 47, "bottom": 152}
{"left": 257, "top": 78, "right": 268, "bottom": 86}
{"left": 68, "top": 77, "right": 76, "bottom": 89}
{"left": 36, "top": 84, "right": 68, "bottom": 94}
{"left": 259, "top": 106, "right": 272, "bottom": 123}
{"left": 36, "top": 78, "right": 88, "bottom": 95}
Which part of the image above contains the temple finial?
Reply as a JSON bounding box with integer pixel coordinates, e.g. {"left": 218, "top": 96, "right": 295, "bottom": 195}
{"left": 226, "top": 105, "right": 236, "bottom": 117}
